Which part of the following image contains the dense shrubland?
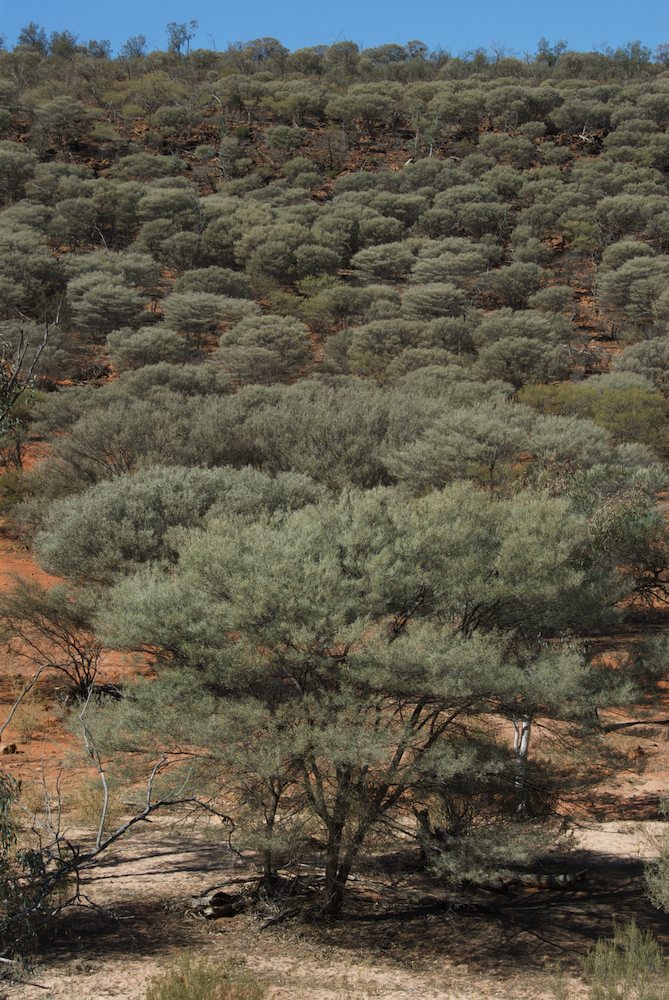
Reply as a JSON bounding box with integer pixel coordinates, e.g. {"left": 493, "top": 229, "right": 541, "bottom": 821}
{"left": 0, "top": 27, "right": 669, "bottom": 938}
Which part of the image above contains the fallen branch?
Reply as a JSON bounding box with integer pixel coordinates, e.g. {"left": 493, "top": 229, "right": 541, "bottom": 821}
{"left": 602, "top": 718, "right": 669, "bottom": 732}
{"left": 259, "top": 904, "right": 303, "bottom": 930}
{"left": 471, "top": 869, "right": 589, "bottom": 893}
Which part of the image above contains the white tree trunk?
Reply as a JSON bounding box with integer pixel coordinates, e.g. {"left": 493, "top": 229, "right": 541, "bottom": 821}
{"left": 512, "top": 714, "right": 532, "bottom": 816}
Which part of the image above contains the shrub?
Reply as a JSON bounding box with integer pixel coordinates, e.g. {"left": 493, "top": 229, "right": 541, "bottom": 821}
{"left": 402, "top": 283, "right": 467, "bottom": 319}
{"left": 162, "top": 293, "right": 259, "bottom": 344}
{"left": 580, "top": 919, "right": 669, "bottom": 1000}
{"left": 144, "top": 955, "right": 266, "bottom": 1000}
{"left": 475, "top": 337, "right": 571, "bottom": 389}
{"left": 67, "top": 274, "right": 145, "bottom": 338}
{"left": 0, "top": 469, "right": 29, "bottom": 516}
{"left": 107, "top": 327, "right": 191, "bottom": 371}
{"left": 215, "top": 315, "right": 312, "bottom": 383}
{"left": 487, "top": 262, "right": 545, "bottom": 309}
{"left": 0, "top": 774, "right": 58, "bottom": 955}
{"left": 613, "top": 337, "right": 669, "bottom": 389}
{"left": 173, "top": 268, "right": 253, "bottom": 299}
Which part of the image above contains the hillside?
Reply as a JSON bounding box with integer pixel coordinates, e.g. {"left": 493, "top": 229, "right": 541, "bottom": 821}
{"left": 1, "top": 31, "right": 669, "bottom": 999}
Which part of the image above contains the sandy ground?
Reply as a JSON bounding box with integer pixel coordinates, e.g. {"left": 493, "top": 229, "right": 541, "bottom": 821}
{"left": 3, "top": 818, "right": 599, "bottom": 1000}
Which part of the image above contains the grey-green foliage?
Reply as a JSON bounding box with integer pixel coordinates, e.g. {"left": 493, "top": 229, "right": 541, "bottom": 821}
{"left": 595, "top": 193, "right": 668, "bottom": 241}
{"left": 386, "top": 348, "right": 463, "bottom": 377}
{"left": 136, "top": 186, "right": 200, "bottom": 230}
{"left": 475, "top": 337, "right": 572, "bottom": 388}
{"left": 527, "top": 285, "right": 573, "bottom": 314}
{"left": 30, "top": 391, "right": 205, "bottom": 499}
{"left": 478, "top": 133, "right": 536, "bottom": 168}
{"left": 214, "top": 314, "right": 312, "bottom": 383}
{"left": 110, "top": 153, "right": 186, "bottom": 181}
{"left": 344, "top": 317, "right": 475, "bottom": 377}
{"left": 344, "top": 319, "right": 424, "bottom": 376}
{"left": 94, "top": 485, "right": 633, "bottom": 914}
{"left": 237, "top": 380, "right": 393, "bottom": 488}
{"left": 473, "top": 308, "right": 572, "bottom": 347}
{"left": 162, "top": 292, "right": 259, "bottom": 341}
{"left": 0, "top": 224, "right": 63, "bottom": 319}
{"left": 106, "top": 326, "right": 191, "bottom": 371}
{"left": 350, "top": 242, "right": 415, "bottom": 283}
{"left": 172, "top": 267, "right": 253, "bottom": 299}
{"left": 0, "top": 142, "right": 37, "bottom": 205}
{"left": 36, "top": 465, "right": 326, "bottom": 581}
{"left": 487, "top": 262, "right": 546, "bottom": 309}
{"left": 117, "top": 363, "right": 231, "bottom": 398}
{"left": 48, "top": 197, "right": 96, "bottom": 249}
{"left": 402, "top": 282, "right": 468, "bottom": 319}
{"left": 264, "top": 125, "right": 307, "bottom": 153}
{"left": 409, "top": 241, "right": 492, "bottom": 284}
{"left": 30, "top": 96, "right": 90, "bottom": 151}
{"left": 62, "top": 250, "right": 161, "bottom": 297}
{"left": 31, "top": 366, "right": 231, "bottom": 445}
{"left": 0, "top": 203, "right": 51, "bottom": 233}
{"left": 385, "top": 398, "right": 646, "bottom": 495}
{"left": 613, "top": 336, "right": 669, "bottom": 389}
{"left": 67, "top": 273, "right": 146, "bottom": 337}
{"left": 600, "top": 238, "right": 656, "bottom": 273}
{"left": 23, "top": 162, "right": 93, "bottom": 206}
{"left": 599, "top": 256, "right": 669, "bottom": 326}
{"left": 34, "top": 368, "right": 524, "bottom": 500}
{"left": 512, "top": 238, "right": 553, "bottom": 267}
{"left": 220, "top": 374, "right": 511, "bottom": 490}
{"left": 386, "top": 400, "right": 532, "bottom": 491}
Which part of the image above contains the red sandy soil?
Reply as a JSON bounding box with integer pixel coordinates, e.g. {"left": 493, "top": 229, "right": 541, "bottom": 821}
{"left": 0, "top": 519, "right": 149, "bottom": 797}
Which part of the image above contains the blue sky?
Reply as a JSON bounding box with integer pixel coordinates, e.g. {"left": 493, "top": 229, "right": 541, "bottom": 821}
{"left": 2, "top": 0, "right": 667, "bottom": 56}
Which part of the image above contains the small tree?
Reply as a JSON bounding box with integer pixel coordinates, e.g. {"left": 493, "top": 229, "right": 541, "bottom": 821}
{"left": 0, "top": 142, "right": 37, "bottom": 205}
{"left": 16, "top": 22, "right": 48, "bottom": 54}
{"left": 613, "top": 336, "right": 669, "bottom": 389}
{"left": 487, "top": 263, "right": 545, "bottom": 309}
{"left": 96, "top": 485, "right": 640, "bottom": 917}
{"left": 67, "top": 274, "right": 145, "bottom": 338}
{"left": 119, "top": 34, "right": 147, "bottom": 60}
{"left": 215, "top": 315, "right": 312, "bottom": 384}
{"left": 162, "top": 293, "right": 259, "bottom": 347}
{"left": 475, "top": 337, "right": 571, "bottom": 389}
{"left": 107, "top": 326, "right": 190, "bottom": 371}
{"left": 166, "top": 20, "right": 198, "bottom": 57}
{"left": 0, "top": 581, "right": 102, "bottom": 698}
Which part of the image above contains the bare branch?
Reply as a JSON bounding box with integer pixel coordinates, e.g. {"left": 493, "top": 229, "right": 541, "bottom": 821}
{"left": 0, "top": 666, "right": 47, "bottom": 742}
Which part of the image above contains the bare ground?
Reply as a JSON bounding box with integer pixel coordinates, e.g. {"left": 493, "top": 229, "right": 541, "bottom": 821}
{"left": 1, "top": 811, "right": 668, "bottom": 999}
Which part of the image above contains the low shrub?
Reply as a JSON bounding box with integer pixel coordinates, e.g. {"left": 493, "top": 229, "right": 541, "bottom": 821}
{"left": 145, "top": 955, "right": 267, "bottom": 1000}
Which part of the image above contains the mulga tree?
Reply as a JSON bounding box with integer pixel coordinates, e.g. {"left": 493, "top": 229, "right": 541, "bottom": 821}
{"left": 0, "top": 581, "right": 102, "bottom": 698}
{"left": 90, "top": 485, "right": 643, "bottom": 915}
{"left": 214, "top": 314, "right": 313, "bottom": 384}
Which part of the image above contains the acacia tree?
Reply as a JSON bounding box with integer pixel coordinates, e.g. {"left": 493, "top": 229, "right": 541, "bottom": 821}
{"left": 166, "top": 20, "right": 198, "bottom": 57}
{"left": 0, "top": 581, "right": 103, "bottom": 697}
{"left": 93, "top": 485, "right": 641, "bottom": 916}
{"left": 0, "top": 317, "right": 55, "bottom": 438}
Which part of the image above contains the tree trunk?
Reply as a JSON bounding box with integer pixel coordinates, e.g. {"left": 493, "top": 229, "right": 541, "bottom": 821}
{"left": 323, "top": 835, "right": 344, "bottom": 917}
{"left": 512, "top": 713, "right": 532, "bottom": 817}
{"left": 260, "top": 780, "right": 283, "bottom": 890}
